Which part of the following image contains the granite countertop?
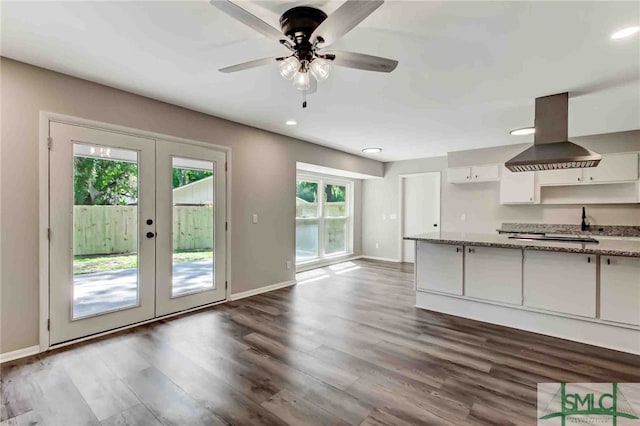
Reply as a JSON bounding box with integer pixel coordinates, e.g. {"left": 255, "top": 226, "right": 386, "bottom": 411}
{"left": 404, "top": 232, "right": 640, "bottom": 258}
{"left": 498, "top": 223, "right": 640, "bottom": 237}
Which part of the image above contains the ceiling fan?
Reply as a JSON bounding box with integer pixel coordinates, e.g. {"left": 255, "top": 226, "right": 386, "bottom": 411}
{"left": 210, "top": 0, "right": 398, "bottom": 107}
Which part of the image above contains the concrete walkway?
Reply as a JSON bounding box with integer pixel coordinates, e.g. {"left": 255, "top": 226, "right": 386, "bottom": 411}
{"left": 73, "top": 259, "right": 214, "bottom": 318}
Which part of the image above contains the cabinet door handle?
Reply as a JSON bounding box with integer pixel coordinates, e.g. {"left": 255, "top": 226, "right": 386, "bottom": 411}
{"left": 578, "top": 177, "right": 581, "bottom": 181}
{"left": 587, "top": 256, "right": 591, "bottom": 263}
{"left": 607, "top": 258, "right": 611, "bottom": 265}
{"left": 468, "top": 247, "right": 475, "bottom": 253}
{"left": 456, "top": 247, "right": 460, "bottom": 253}
{"left": 590, "top": 176, "right": 593, "bottom": 181}
{"left": 475, "top": 175, "right": 478, "bottom": 178}
{"left": 529, "top": 197, "right": 533, "bottom": 201}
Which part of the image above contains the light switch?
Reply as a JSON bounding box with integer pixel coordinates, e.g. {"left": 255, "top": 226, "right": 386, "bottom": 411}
{"left": 252, "top": 214, "right": 258, "bottom": 224}
{"left": 382, "top": 214, "right": 387, "bottom": 220}
{"left": 389, "top": 213, "right": 397, "bottom": 220}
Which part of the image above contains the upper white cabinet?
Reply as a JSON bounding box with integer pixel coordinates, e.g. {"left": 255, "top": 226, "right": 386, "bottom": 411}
{"left": 538, "top": 153, "right": 639, "bottom": 186}
{"left": 464, "top": 246, "right": 522, "bottom": 304}
{"left": 500, "top": 167, "right": 536, "bottom": 204}
{"left": 448, "top": 164, "right": 500, "bottom": 184}
{"left": 523, "top": 250, "right": 596, "bottom": 318}
{"left": 447, "top": 167, "right": 471, "bottom": 183}
{"left": 537, "top": 168, "right": 583, "bottom": 185}
{"left": 600, "top": 256, "right": 640, "bottom": 326}
{"left": 416, "top": 241, "right": 463, "bottom": 295}
{"left": 583, "top": 153, "right": 638, "bottom": 183}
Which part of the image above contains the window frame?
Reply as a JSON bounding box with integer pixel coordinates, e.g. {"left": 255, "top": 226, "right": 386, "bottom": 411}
{"left": 296, "top": 172, "right": 353, "bottom": 265}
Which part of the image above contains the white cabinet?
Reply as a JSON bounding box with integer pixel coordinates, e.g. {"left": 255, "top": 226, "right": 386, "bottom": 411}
{"left": 537, "top": 168, "right": 583, "bottom": 185}
{"left": 448, "top": 164, "right": 500, "bottom": 184}
{"left": 523, "top": 250, "right": 596, "bottom": 317}
{"left": 416, "top": 242, "right": 463, "bottom": 295}
{"left": 447, "top": 167, "right": 471, "bottom": 183}
{"left": 464, "top": 246, "right": 522, "bottom": 304}
{"left": 600, "top": 256, "right": 640, "bottom": 325}
{"left": 500, "top": 167, "right": 536, "bottom": 204}
{"left": 537, "top": 153, "right": 639, "bottom": 186}
{"left": 584, "top": 153, "right": 638, "bottom": 183}
{"left": 471, "top": 165, "right": 500, "bottom": 182}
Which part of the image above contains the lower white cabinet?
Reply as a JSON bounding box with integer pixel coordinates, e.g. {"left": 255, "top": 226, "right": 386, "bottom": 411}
{"left": 523, "top": 250, "right": 596, "bottom": 317}
{"left": 416, "top": 242, "right": 463, "bottom": 294}
{"left": 600, "top": 256, "right": 640, "bottom": 325}
{"left": 464, "top": 246, "right": 522, "bottom": 304}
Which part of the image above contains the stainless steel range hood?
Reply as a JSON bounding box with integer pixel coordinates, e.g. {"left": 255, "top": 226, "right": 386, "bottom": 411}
{"left": 505, "top": 92, "right": 601, "bottom": 172}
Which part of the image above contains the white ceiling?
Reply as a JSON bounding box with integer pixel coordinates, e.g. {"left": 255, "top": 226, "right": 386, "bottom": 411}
{"left": 2, "top": 1, "right": 639, "bottom": 161}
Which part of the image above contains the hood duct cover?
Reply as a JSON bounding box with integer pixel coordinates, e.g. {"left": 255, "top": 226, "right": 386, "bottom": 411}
{"left": 505, "top": 93, "right": 601, "bottom": 172}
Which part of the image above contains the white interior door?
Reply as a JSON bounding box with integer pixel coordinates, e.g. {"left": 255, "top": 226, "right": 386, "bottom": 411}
{"left": 155, "top": 140, "right": 226, "bottom": 316}
{"left": 49, "top": 122, "right": 156, "bottom": 345}
{"left": 401, "top": 173, "right": 440, "bottom": 263}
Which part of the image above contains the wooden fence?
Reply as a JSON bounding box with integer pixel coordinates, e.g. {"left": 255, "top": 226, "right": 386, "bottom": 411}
{"left": 73, "top": 205, "right": 214, "bottom": 256}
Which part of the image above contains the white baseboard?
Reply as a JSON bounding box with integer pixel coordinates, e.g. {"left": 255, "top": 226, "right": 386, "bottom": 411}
{"left": 416, "top": 291, "right": 640, "bottom": 355}
{"left": 359, "top": 255, "right": 402, "bottom": 263}
{"left": 230, "top": 280, "right": 296, "bottom": 301}
{"left": 0, "top": 345, "right": 41, "bottom": 364}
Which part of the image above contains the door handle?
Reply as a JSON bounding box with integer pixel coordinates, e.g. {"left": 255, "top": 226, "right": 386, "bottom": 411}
{"left": 146, "top": 232, "right": 156, "bottom": 239}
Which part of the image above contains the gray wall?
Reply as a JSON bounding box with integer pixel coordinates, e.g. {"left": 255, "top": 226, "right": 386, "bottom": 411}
{"left": 0, "top": 58, "right": 382, "bottom": 353}
{"left": 363, "top": 131, "right": 640, "bottom": 261}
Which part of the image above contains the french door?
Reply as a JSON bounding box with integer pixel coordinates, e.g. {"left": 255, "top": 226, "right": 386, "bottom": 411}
{"left": 49, "top": 122, "right": 226, "bottom": 345}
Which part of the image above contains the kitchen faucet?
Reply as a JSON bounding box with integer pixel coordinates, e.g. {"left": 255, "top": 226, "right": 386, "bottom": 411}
{"left": 581, "top": 206, "right": 590, "bottom": 231}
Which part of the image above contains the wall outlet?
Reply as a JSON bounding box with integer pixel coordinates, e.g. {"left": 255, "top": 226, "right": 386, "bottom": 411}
{"left": 460, "top": 213, "right": 467, "bottom": 222}
{"left": 252, "top": 213, "right": 258, "bottom": 224}
{"left": 286, "top": 260, "right": 292, "bottom": 270}
{"left": 375, "top": 242, "right": 379, "bottom": 249}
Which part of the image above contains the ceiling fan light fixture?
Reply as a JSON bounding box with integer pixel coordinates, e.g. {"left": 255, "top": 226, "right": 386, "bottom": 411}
{"left": 292, "top": 71, "right": 310, "bottom": 91}
{"left": 310, "top": 58, "right": 332, "bottom": 81}
{"left": 279, "top": 56, "right": 300, "bottom": 80}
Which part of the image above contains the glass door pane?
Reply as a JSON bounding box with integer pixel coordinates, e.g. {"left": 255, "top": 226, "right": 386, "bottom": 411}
{"left": 171, "top": 157, "right": 214, "bottom": 297}
{"left": 72, "top": 143, "right": 140, "bottom": 318}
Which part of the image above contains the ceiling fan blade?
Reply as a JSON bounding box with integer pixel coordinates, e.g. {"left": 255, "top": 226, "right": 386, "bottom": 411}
{"left": 210, "top": 0, "right": 286, "bottom": 43}
{"left": 326, "top": 51, "right": 398, "bottom": 72}
{"left": 219, "top": 56, "right": 281, "bottom": 73}
{"left": 310, "top": 0, "right": 383, "bottom": 47}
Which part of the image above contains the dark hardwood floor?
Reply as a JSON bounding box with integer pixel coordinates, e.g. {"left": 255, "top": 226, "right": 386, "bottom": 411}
{"left": 2, "top": 259, "right": 639, "bottom": 425}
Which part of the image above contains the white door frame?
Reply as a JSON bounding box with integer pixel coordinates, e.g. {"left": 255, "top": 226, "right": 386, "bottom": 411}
{"left": 38, "top": 111, "right": 232, "bottom": 352}
{"left": 397, "top": 171, "right": 441, "bottom": 263}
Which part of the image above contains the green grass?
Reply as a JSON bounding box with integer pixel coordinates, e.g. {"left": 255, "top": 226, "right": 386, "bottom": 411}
{"left": 74, "top": 250, "right": 213, "bottom": 275}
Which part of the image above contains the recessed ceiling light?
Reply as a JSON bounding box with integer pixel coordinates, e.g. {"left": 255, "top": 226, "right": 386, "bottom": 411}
{"left": 362, "top": 148, "right": 382, "bottom": 154}
{"left": 285, "top": 120, "right": 297, "bottom": 126}
{"left": 611, "top": 26, "right": 640, "bottom": 40}
{"left": 509, "top": 127, "right": 535, "bottom": 136}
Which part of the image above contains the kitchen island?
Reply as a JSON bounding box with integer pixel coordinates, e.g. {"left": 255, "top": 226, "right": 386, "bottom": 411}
{"left": 405, "top": 232, "right": 640, "bottom": 354}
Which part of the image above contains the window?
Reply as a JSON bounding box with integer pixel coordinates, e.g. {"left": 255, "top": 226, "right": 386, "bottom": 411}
{"left": 296, "top": 174, "right": 352, "bottom": 264}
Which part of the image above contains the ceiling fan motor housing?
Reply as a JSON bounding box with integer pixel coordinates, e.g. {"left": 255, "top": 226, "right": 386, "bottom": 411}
{"left": 279, "top": 6, "right": 327, "bottom": 53}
